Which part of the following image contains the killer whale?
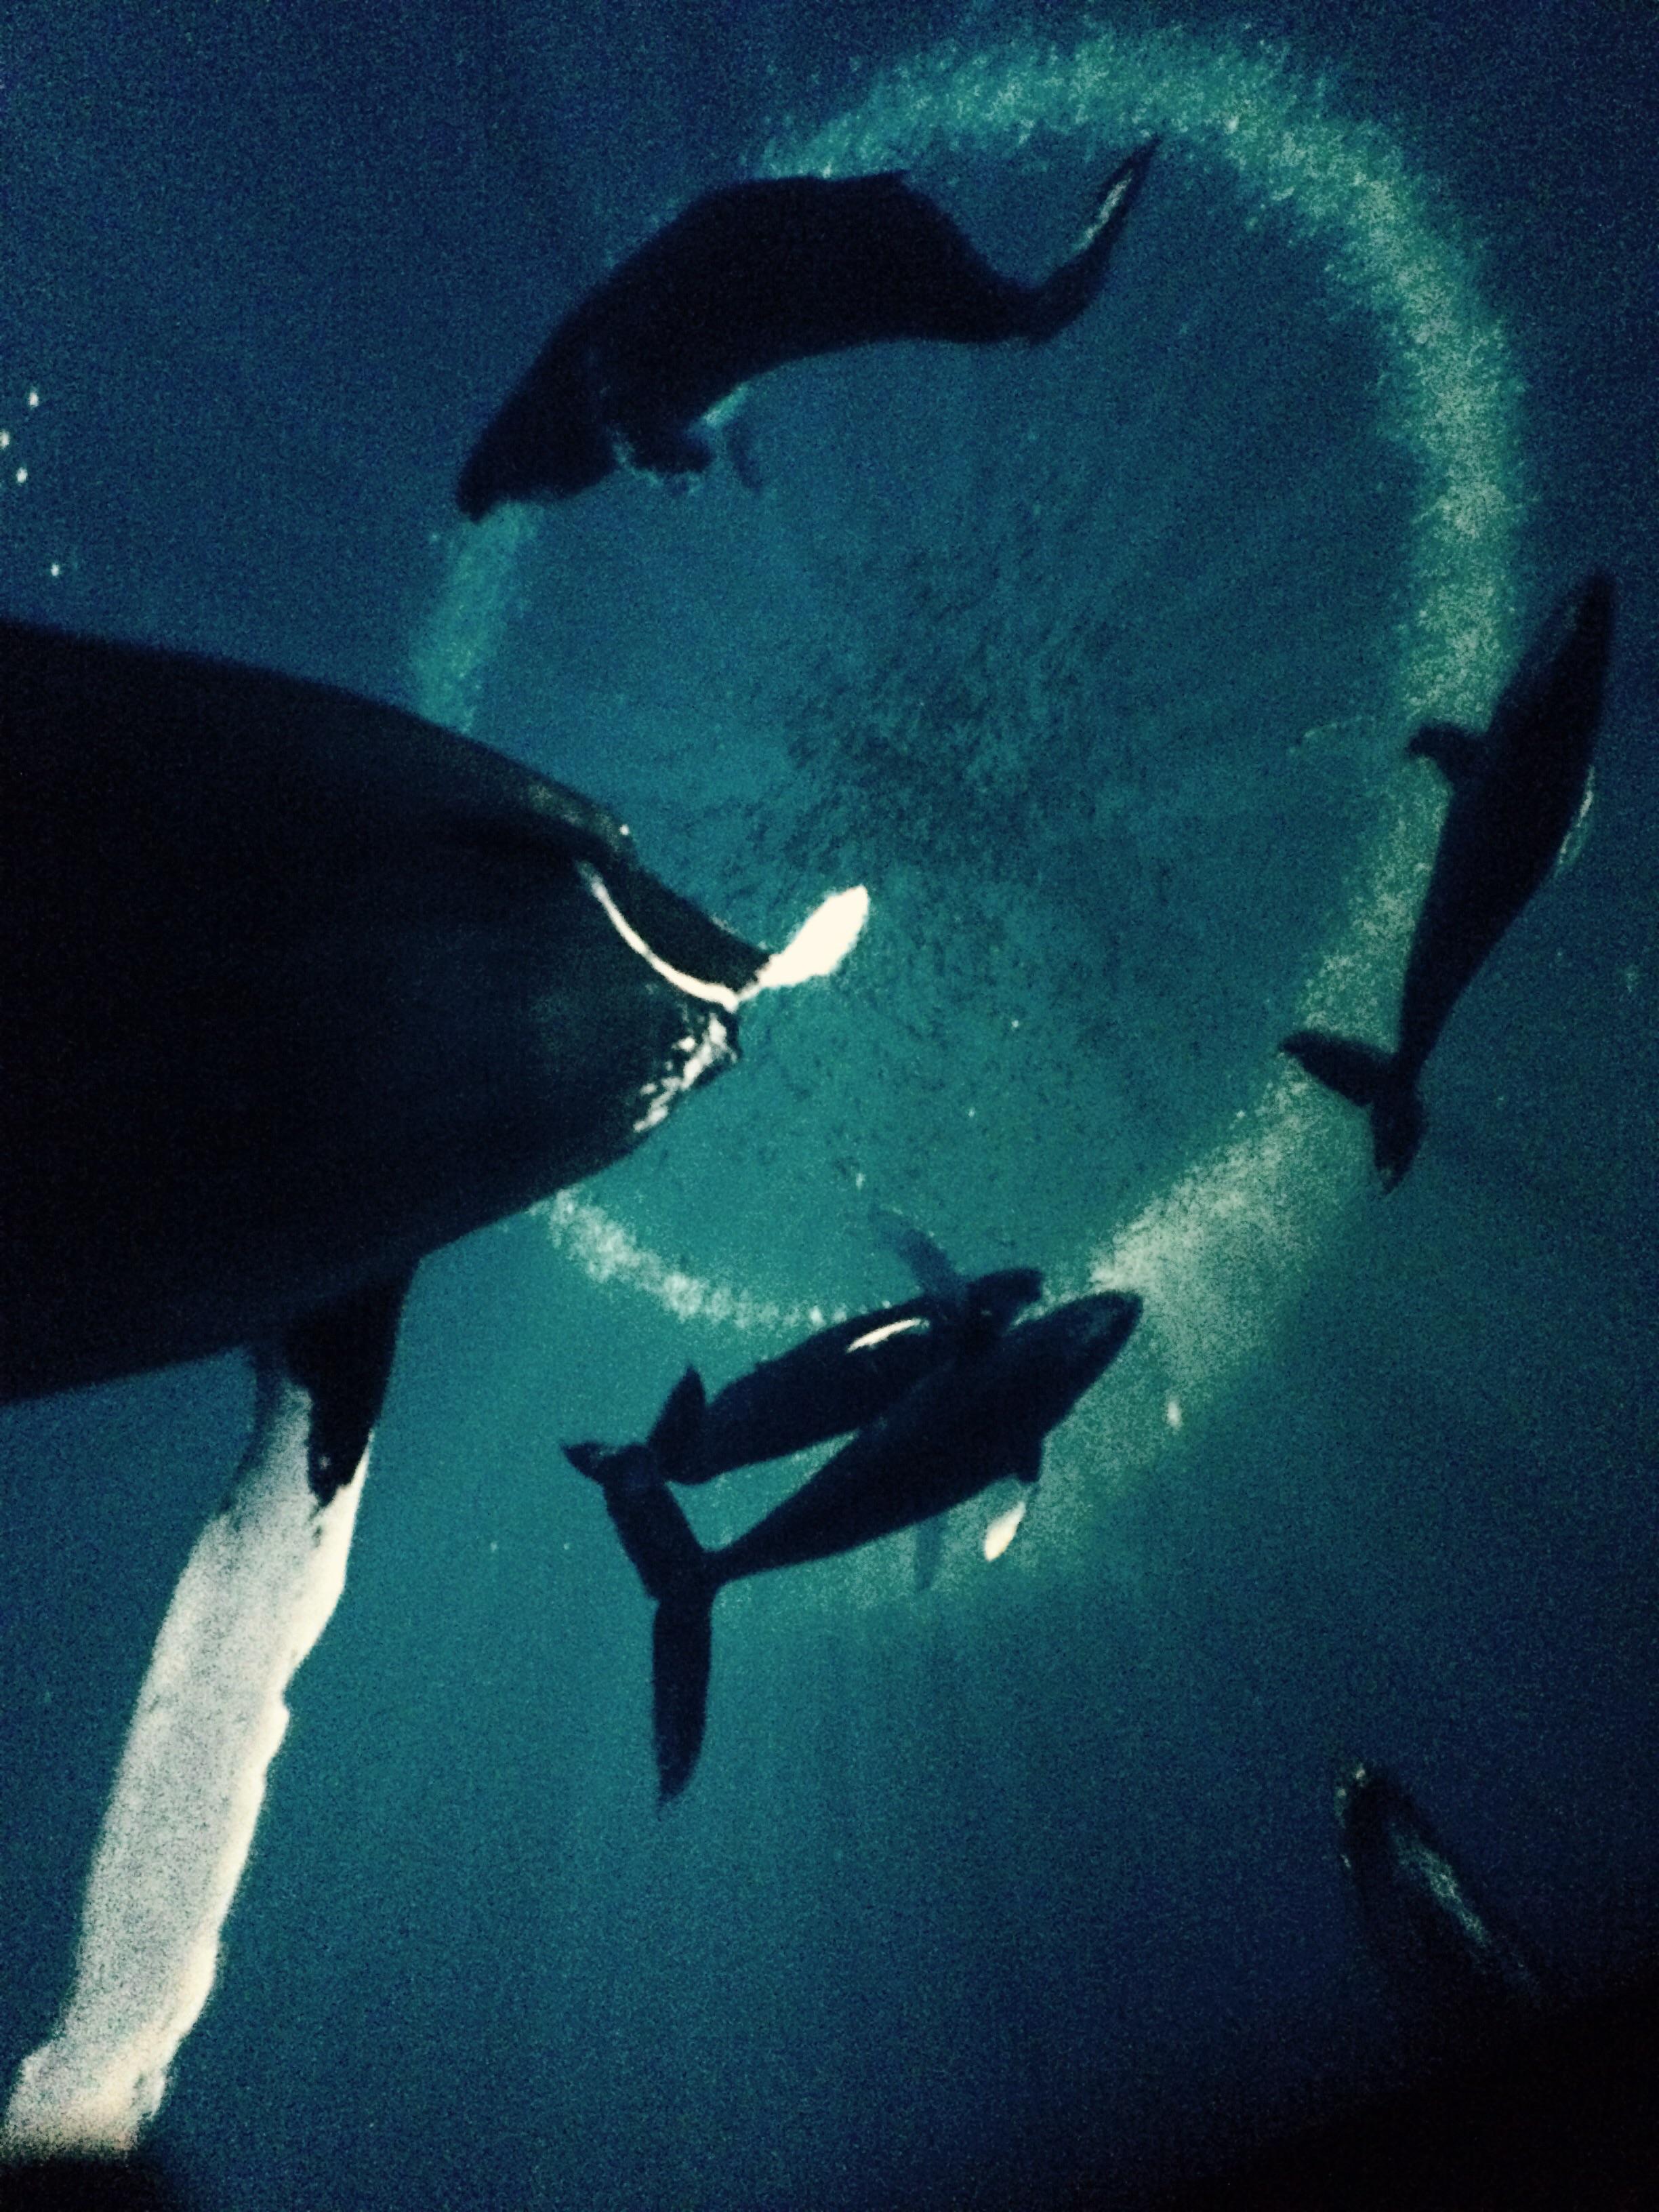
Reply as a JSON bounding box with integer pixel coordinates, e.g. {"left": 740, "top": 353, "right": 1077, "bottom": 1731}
{"left": 457, "top": 139, "right": 1160, "bottom": 518}
{"left": 1336, "top": 1762, "right": 1547, "bottom": 2034}
{"left": 0, "top": 619, "right": 864, "bottom": 1427}
{"left": 1282, "top": 570, "right": 1615, "bottom": 1187}
{"left": 572, "top": 1290, "right": 1141, "bottom": 1801}
{"left": 564, "top": 1242, "right": 1042, "bottom": 1489}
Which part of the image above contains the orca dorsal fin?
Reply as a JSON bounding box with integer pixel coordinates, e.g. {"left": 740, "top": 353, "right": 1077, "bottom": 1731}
{"left": 279, "top": 1269, "right": 413, "bottom": 1504}
{"left": 871, "top": 1207, "right": 966, "bottom": 1312}
{"left": 649, "top": 1366, "right": 707, "bottom": 1479}
{"left": 1408, "top": 722, "right": 1485, "bottom": 785}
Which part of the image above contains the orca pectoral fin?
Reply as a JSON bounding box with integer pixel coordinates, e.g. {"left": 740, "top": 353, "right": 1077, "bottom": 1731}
{"left": 872, "top": 1206, "right": 966, "bottom": 1311}
{"left": 1284, "top": 1032, "right": 1424, "bottom": 1187}
{"left": 279, "top": 1269, "right": 413, "bottom": 1504}
{"left": 1408, "top": 722, "right": 1484, "bottom": 785}
{"left": 1281, "top": 1029, "right": 1395, "bottom": 1109}
{"left": 649, "top": 1366, "right": 708, "bottom": 1482}
{"left": 653, "top": 1592, "right": 714, "bottom": 1805}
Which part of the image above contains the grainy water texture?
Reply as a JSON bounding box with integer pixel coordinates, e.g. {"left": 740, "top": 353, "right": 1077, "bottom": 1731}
{"left": 1, "top": 1, "right": 1655, "bottom": 2207}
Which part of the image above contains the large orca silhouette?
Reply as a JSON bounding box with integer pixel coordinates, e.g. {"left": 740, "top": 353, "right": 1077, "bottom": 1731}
{"left": 458, "top": 141, "right": 1159, "bottom": 517}
{"left": 0, "top": 619, "right": 863, "bottom": 1429}
{"left": 1283, "top": 571, "right": 1615, "bottom": 1187}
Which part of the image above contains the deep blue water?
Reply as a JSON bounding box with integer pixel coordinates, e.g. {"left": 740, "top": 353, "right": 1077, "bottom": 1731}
{"left": 1, "top": 1, "right": 1656, "bottom": 2205}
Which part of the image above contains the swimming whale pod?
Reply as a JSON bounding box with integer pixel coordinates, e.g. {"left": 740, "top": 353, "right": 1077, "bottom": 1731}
{"left": 457, "top": 140, "right": 1160, "bottom": 517}
{"left": 1283, "top": 571, "right": 1615, "bottom": 1187}
{"left": 0, "top": 619, "right": 861, "bottom": 1415}
{"left": 574, "top": 1290, "right": 1141, "bottom": 1801}
{"left": 564, "top": 1237, "right": 1042, "bottom": 1490}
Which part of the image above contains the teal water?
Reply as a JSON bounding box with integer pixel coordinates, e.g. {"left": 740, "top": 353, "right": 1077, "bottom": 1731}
{"left": 2, "top": 1, "right": 1656, "bottom": 2205}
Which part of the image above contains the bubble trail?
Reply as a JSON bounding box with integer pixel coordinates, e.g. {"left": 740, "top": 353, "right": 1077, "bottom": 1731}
{"left": 3, "top": 1370, "right": 370, "bottom": 2157}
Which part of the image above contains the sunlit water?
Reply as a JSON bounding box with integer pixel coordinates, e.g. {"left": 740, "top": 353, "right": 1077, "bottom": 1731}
{"left": 19, "top": 17, "right": 1631, "bottom": 2212}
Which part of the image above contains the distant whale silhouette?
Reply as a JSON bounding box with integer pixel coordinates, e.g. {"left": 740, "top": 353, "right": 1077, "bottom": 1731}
{"left": 457, "top": 140, "right": 1160, "bottom": 518}
{"left": 0, "top": 619, "right": 864, "bottom": 1432}
{"left": 572, "top": 1290, "right": 1141, "bottom": 1801}
{"left": 565, "top": 1223, "right": 1041, "bottom": 1488}
{"left": 1282, "top": 570, "right": 1615, "bottom": 1187}
{"left": 1336, "top": 1762, "right": 1547, "bottom": 2035}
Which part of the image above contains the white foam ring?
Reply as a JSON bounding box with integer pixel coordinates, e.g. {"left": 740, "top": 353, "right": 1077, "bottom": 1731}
{"left": 421, "top": 28, "right": 1519, "bottom": 1584}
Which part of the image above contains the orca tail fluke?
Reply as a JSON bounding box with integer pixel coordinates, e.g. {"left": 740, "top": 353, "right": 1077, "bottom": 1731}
{"left": 1282, "top": 1029, "right": 1395, "bottom": 1107}
{"left": 653, "top": 1593, "right": 714, "bottom": 1804}
{"left": 563, "top": 1439, "right": 613, "bottom": 1480}
{"left": 583, "top": 1455, "right": 705, "bottom": 1601}
{"left": 1282, "top": 1030, "right": 1425, "bottom": 1189}
{"left": 647, "top": 1366, "right": 708, "bottom": 1483}
{"left": 612, "top": 1478, "right": 716, "bottom": 1800}
{"left": 568, "top": 1448, "right": 719, "bottom": 1799}
{"left": 1025, "top": 138, "right": 1159, "bottom": 344}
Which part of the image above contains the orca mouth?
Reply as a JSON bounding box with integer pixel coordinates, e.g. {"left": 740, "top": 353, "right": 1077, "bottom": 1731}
{"left": 581, "top": 863, "right": 749, "bottom": 1008}
{"left": 844, "top": 1314, "right": 928, "bottom": 1353}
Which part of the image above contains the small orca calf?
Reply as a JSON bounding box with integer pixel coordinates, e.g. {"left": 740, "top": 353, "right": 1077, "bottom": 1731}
{"left": 457, "top": 140, "right": 1160, "bottom": 518}
{"left": 565, "top": 1231, "right": 1042, "bottom": 1488}
{"left": 572, "top": 1290, "right": 1141, "bottom": 1801}
{"left": 1282, "top": 570, "right": 1615, "bottom": 1188}
{"left": 0, "top": 619, "right": 864, "bottom": 1436}
{"left": 1337, "top": 1763, "right": 1547, "bottom": 2034}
